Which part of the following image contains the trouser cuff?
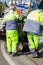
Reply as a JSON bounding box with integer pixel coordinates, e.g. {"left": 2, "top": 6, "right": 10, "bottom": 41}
{"left": 30, "top": 48, "right": 35, "bottom": 53}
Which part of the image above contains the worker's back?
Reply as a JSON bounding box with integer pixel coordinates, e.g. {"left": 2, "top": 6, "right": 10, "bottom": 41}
{"left": 3, "top": 9, "right": 18, "bottom": 30}
{"left": 23, "top": 9, "right": 43, "bottom": 35}
{"left": 27, "top": 9, "right": 40, "bottom": 22}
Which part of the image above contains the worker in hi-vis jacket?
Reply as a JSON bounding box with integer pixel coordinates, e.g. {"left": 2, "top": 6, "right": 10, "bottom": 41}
{"left": 23, "top": 3, "right": 43, "bottom": 58}
{"left": 2, "top": 5, "right": 23, "bottom": 57}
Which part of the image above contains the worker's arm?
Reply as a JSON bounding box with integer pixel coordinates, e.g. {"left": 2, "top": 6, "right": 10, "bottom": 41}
{"left": 18, "top": 15, "right": 23, "bottom": 22}
{"left": 16, "top": 14, "right": 23, "bottom": 23}
{"left": 39, "top": 13, "right": 43, "bottom": 27}
{"left": 14, "top": 10, "right": 23, "bottom": 22}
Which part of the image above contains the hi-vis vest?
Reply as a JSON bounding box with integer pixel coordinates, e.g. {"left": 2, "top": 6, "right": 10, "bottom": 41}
{"left": 3, "top": 10, "right": 19, "bottom": 30}
{"left": 23, "top": 9, "right": 43, "bottom": 35}
{"left": 27, "top": 9, "right": 43, "bottom": 26}
{"left": 27, "top": 9, "right": 40, "bottom": 22}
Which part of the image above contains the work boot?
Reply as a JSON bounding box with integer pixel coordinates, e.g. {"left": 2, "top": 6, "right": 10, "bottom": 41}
{"left": 36, "top": 50, "right": 41, "bottom": 56}
{"left": 32, "top": 51, "right": 38, "bottom": 58}
{"left": 12, "top": 52, "right": 17, "bottom": 57}
{"left": 8, "top": 52, "right": 12, "bottom": 54}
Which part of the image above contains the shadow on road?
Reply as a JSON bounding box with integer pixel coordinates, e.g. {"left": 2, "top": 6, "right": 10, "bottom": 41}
{"left": 16, "top": 42, "right": 43, "bottom": 58}
{"left": 38, "top": 42, "right": 43, "bottom": 58}
{"left": 0, "top": 35, "right": 6, "bottom": 41}
{"left": 0, "top": 35, "right": 43, "bottom": 58}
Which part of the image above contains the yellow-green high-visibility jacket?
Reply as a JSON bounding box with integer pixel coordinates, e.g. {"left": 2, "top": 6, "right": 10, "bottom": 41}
{"left": 27, "top": 9, "right": 40, "bottom": 22}
{"left": 2, "top": 10, "right": 20, "bottom": 30}
{"left": 27, "top": 9, "right": 43, "bottom": 25}
{"left": 23, "top": 9, "right": 43, "bottom": 35}
{"left": 39, "top": 11, "right": 43, "bottom": 26}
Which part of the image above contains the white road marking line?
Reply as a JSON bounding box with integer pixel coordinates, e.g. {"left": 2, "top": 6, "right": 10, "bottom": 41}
{"left": 1, "top": 42, "right": 17, "bottom": 65}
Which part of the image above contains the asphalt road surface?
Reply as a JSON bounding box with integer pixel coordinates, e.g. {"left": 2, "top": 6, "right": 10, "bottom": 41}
{"left": 0, "top": 36, "right": 43, "bottom": 65}
{"left": 0, "top": 39, "right": 9, "bottom": 65}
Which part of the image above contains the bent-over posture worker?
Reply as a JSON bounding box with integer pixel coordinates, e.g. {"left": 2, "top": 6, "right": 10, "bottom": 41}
{"left": 23, "top": 5, "right": 43, "bottom": 58}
